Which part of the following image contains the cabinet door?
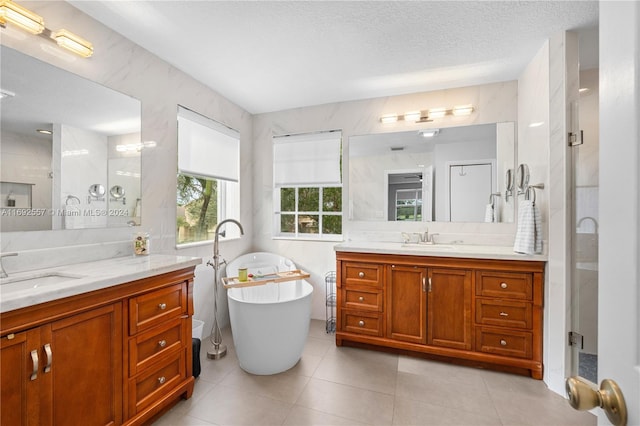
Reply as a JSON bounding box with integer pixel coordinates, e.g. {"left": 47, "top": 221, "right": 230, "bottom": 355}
{"left": 49, "top": 303, "right": 123, "bottom": 426}
{"left": 427, "top": 268, "right": 472, "bottom": 350}
{"left": 1, "top": 328, "right": 44, "bottom": 426}
{"left": 387, "top": 265, "right": 427, "bottom": 344}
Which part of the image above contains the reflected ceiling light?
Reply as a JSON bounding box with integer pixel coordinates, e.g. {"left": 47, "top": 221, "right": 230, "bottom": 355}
{"left": 62, "top": 149, "right": 89, "bottom": 157}
{"left": 116, "top": 141, "right": 157, "bottom": 152}
{"left": 579, "top": 87, "right": 590, "bottom": 93}
{"left": 420, "top": 129, "right": 440, "bottom": 138}
{"left": 0, "top": 89, "right": 15, "bottom": 99}
{"left": 51, "top": 29, "right": 93, "bottom": 58}
{"left": 427, "top": 107, "right": 447, "bottom": 119}
{"left": 0, "top": 1, "right": 92, "bottom": 58}
{"left": 0, "top": 0, "right": 45, "bottom": 34}
{"left": 380, "top": 113, "right": 398, "bottom": 124}
{"left": 452, "top": 104, "right": 474, "bottom": 116}
{"left": 36, "top": 129, "right": 52, "bottom": 135}
{"left": 529, "top": 122, "right": 544, "bottom": 128}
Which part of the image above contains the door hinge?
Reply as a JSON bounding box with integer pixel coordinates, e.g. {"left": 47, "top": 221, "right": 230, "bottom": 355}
{"left": 568, "top": 130, "right": 584, "bottom": 147}
{"left": 568, "top": 331, "right": 584, "bottom": 349}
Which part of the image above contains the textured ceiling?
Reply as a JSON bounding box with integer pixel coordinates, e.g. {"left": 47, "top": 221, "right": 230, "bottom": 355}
{"left": 70, "top": 1, "right": 599, "bottom": 114}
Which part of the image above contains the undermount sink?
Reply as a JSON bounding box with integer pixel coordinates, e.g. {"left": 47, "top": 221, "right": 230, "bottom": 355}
{"left": 400, "top": 244, "right": 455, "bottom": 250}
{"left": 0, "top": 272, "right": 84, "bottom": 291}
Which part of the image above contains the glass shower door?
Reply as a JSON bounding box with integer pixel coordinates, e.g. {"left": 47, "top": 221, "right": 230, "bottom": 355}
{"left": 570, "top": 69, "right": 600, "bottom": 383}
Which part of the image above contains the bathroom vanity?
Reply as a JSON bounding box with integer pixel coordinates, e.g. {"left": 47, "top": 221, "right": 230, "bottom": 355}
{"left": 334, "top": 243, "right": 546, "bottom": 379}
{"left": 0, "top": 255, "right": 201, "bottom": 426}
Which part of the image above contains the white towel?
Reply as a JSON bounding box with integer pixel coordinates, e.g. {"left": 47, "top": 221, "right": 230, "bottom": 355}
{"left": 484, "top": 204, "right": 495, "bottom": 223}
{"left": 513, "top": 200, "right": 542, "bottom": 254}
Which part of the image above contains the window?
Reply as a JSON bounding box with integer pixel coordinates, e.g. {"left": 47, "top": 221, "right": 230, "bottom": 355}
{"left": 273, "top": 131, "right": 342, "bottom": 239}
{"left": 395, "top": 188, "right": 422, "bottom": 221}
{"left": 176, "top": 106, "right": 240, "bottom": 245}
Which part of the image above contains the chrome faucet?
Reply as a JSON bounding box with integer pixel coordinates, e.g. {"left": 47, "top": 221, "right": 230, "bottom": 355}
{"left": 0, "top": 252, "right": 18, "bottom": 278}
{"left": 206, "top": 218, "right": 244, "bottom": 360}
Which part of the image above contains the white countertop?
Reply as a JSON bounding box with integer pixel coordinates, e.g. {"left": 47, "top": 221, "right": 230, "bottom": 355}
{"left": 0, "top": 254, "right": 202, "bottom": 313}
{"left": 334, "top": 242, "right": 548, "bottom": 262}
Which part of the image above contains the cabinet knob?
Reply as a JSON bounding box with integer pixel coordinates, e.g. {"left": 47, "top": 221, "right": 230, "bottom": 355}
{"left": 158, "top": 303, "right": 167, "bottom": 310}
{"left": 500, "top": 282, "right": 508, "bottom": 289}
{"left": 358, "top": 296, "right": 365, "bottom": 302}
{"left": 500, "top": 339, "right": 507, "bottom": 346}
{"left": 358, "top": 320, "right": 365, "bottom": 327}
{"left": 158, "top": 376, "right": 166, "bottom": 385}
{"left": 158, "top": 339, "right": 167, "bottom": 348}
{"left": 358, "top": 272, "right": 365, "bottom": 278}
{"left": 499, "top": 312, "right": 509, "bottom": 317}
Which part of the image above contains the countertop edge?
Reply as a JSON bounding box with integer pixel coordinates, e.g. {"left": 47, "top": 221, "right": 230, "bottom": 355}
{"left": 0, "top": 254, "right": 203, "bottom": 314}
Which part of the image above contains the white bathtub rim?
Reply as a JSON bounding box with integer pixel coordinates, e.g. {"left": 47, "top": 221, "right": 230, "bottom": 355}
{"left": 227, "top": 279, "right": 314, "bottom": 305}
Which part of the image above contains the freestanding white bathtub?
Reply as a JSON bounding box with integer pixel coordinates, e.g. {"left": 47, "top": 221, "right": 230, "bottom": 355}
{"left": 225, "top": 252, "right": 314, "bottom": 375}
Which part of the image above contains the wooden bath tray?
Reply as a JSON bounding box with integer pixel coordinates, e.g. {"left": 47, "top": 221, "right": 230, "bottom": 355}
{"left": 222, "top": 269, "right": 310, "bottom": 289}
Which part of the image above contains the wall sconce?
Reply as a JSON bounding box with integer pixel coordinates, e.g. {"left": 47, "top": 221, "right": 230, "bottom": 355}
{"left": 380, "top": 104, "right": 475, "bottom": 123}
{"left": 0, "top": 0, "right": 93, "bottom": 58}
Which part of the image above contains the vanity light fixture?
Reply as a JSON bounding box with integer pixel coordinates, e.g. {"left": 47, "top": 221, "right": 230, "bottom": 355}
{"left": 0, "top": 1, "right": 93, "bottom": 58}
{"left": 51, "top": 29, "right": 93, "bottom": 58}
{"left": 427, "top": 107, "right": 447, "bottom": 119}
{"left": 116, "top": 141, "right": 157, "bottom": 152}
{"left": 0, "top": 0, "right": 44, "bottom": 34}
{"left": 380, "top": 104, "right": 475, "bottom": 124}
{"left": 452, "top": 104, "right": 474, "bottom": 116}
{"left": 403, "top": 111, "right": 421, "bottom": 122}
{"left": 380, "top": 113, "right": 398, "bottom": 124}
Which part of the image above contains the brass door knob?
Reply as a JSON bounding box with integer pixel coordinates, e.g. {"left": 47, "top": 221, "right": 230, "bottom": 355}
{"left": 566, "top": 377, "right": 627, "bottom": 426}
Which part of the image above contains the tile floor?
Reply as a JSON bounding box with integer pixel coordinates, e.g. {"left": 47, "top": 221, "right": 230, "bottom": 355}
{"left": 153, "top": 320, "right": 596, "bottom": 426}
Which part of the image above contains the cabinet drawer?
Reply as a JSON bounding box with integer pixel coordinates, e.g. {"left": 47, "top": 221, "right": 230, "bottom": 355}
{"left": 342, "top": 263, "right": 383, "bottom": 288}
{"left": 476, "top": 271, "right": 533, "bottom": 300}
{"left": 341, "top": 311, "right": 383, "bottom": 337}
{"left": 129, "top": 350, "right": 186, "bottom": 414}
{"left": 475, "top": 327, "right": 532, "bottom": 359}
{"left": 129, "top": 283, "right": 187, "bottom": 334}
{"left": 342, "top": 288, "right": 383, "bottom": 311}
{"left": 475, "top": 299, "right": 532, "bottom": 329}
{"left": 129, "top": 317, "right": 187, "bottom": 376}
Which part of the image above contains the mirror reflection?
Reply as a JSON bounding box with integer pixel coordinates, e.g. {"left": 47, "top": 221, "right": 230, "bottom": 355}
{"left": 0, "top": 46, "right": 142, "bottom": 232}
{"left": 349, "top": 122, "right": 515, "bottom": 223}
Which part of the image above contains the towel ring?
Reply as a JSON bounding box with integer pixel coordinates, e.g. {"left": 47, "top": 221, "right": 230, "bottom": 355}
{"left": 525, "top": 186, "right": 536, "bottom": 203}
{"left": 489, "top": 193, "right": 501, "bottom": 207}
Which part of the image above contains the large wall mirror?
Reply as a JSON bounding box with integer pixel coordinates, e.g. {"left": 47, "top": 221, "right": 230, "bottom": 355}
{"left": 349, "top": 122, "right": 515, "bottom": 223}
{"left": 0, "top": 46, "right": 142, "bottom": 232}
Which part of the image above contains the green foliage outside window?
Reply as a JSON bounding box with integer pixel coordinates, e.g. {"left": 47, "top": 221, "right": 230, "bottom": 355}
{"left": 177, "top": 174, "right": 217, "bottom": 244}
{"left": 278, "top": 186, "right": 341, "bottom": 236}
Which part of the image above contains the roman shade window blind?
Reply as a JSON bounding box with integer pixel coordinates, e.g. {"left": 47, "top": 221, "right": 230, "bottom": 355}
{"left": 177, "top": 106, "right": 239, "bottom": 182}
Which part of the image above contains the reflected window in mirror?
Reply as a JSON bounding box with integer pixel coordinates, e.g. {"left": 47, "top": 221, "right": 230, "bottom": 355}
{"left": 273, "top": 131, "right": 342, "bottom": 240}
{"left": 0, "top": 46, "right": 141, "bottom": 232}
{"left": 176, "top": 106, "right": 240, "bottom": 245}
{"left": 348, "top": 122, "right": 515, "bottom": 224}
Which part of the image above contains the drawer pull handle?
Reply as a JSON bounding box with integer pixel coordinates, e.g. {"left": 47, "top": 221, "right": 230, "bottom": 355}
{"left": 158, "top": 376, "right": 166, "bottom": 385}
{"left": 358, "top": 296, "right": 365, "bottom": 302}
{"left": 499, "top": 312, "right": 509, "bottom": 317}
{"left": 358, "top": 272, "right": 365, "bottom": 278}
{"left": 44, "top": 343, "right": 52, "bottom": 373}
{"left": 500, "top": 282, "right": 508, "bottom": 289}
{"left": 500, "top": 339, "right": 507, "bottom": 346}
{"left": 158, "top": 340, "right": 167, "bottom": 348}
{"left": 158, "top": 303, "right": 167, "bottom": 310}
{"left": 30, "top": 349, "right": 38, "bottom": 381}
{"left": 358, "top": 320, "right": 365, "bottom": 327}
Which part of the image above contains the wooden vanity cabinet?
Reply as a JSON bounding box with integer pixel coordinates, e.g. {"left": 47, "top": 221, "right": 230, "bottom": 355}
{"left": 0, "top": 267, "right": 196, "bottom": 426}
{"left": 336, "top": 251, "right": 545, "bottom": 379}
